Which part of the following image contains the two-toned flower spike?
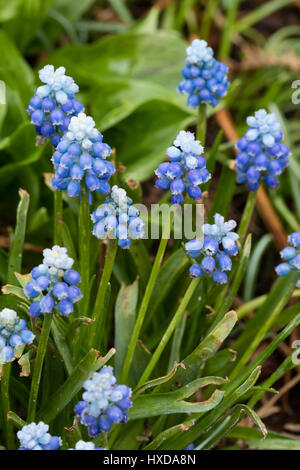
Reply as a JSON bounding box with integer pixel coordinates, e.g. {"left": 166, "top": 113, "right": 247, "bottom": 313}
{"left": 275, "top": 232, "right": 300, "bottom": 287}
{"left": 69, "top": 441, "right": 106, "bottom": 450}
{"left": 0, "top": 309, "right": 34, "bottom": 364}
{"left": 236, "top": 109, "right": 290, "bottom": 191}
{"left": 178, "top": 39, "right": 229, "bottom": 108}
{"left": 27, "top": 65, "right": 84, "bottom": 147}
{"left": 24, "top": 246, "right": 82, "bottom": 317}
{"left": 91, "top": 185, "right": 144, "bottom": 249}
{"left": 74, "top": 366, "right": 132, "bottom": 436}
{"left": 51, "top": 112, "right": 115, "bottom": 198}
{"left": 185, "top": 213, "right": 239, "bottom": 284}
{"left": 155, "top": 131, "right": 211, "bottom": 204}
{"left": 17, "top": 422, "right": 62, "bottom": 450}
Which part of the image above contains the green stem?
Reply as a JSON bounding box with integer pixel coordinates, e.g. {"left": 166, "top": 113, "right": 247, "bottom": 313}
{"left": 27, "top": 314, "right": 52, "bottom": 422}
{"left": 196, "top": 103, "right": 207, "bottom": 144}
{"left": 219, "top": 0, "right": 240, "bottom": 60}
{"left": 89, "top": 239, "right": 118, "bottom": 349}
{"left": 200, "top": 0, "right": 220, "bottom": 40}
{"left": 79, "top": 189, "right": 91, "bottom": 316}
{"left": 238, "top": 190, "right": 257, "bottom": 243}
{"left": 54, "top": 191, "right": 63, "bottom": 245}
{"left": 137, "top": 277, "right": 200, "bottom": 387}
{"left": 7, "top": 411, "right": 26, "bottom": 429}
{"left": 1, "top": 363, "right": 15, "bottom": 449}
{"left": 120, "top": 222, "right": 171, "bottom": 384}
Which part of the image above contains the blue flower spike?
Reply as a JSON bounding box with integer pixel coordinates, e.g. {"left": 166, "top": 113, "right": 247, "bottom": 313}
{"left": 27, "top": 65, "right": 84, "bottom": 147}
{"left": 0, "top": 308, "right": 35, "bottom": 364}
{"left": 155, "top": 131, "right": 211, "bottom": 204}
{"left": 75, "top": 366, "right": 132, "bottom": 437}
{"left": 236, "top": 109, "right": 290, "bottom": 191}
{"left": 178, "top": 39, "right": 229, "bottom": 108}
{"left": 91, "top": 185, "right": 144, "bottom": 249}
{"left": 17, "top": 422, "right": 62, "bottom": 450}
{"left": 51, "top": 112, "right": 115, "bottom": 198}
{"left": 185, "top": 213, "right": 239, "bottom": 284}
{"left": 275, "top": 232, "right": 300, "bottom": 287}
{"left": 24, "top": 246, "right": 82, "bottom": 317}
{"left": 69, "top": 441, "right": 106, "bottom": 450}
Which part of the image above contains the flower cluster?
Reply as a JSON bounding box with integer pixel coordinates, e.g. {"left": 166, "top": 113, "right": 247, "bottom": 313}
{"left": 155, "top": 131, "right": 210, "bottom": 203}
{"left": 236, "top": 109, "right": 290, "bottom": 191}
{"left": 0, "top": 309, "right": 34, "bottom": 364}
{"left": 51, "top": 112, "right": 115, "bottom": 198}
{"left": 24, "top": 246, "right": 82, "bottom": 317}
{"left": 27, "top": 65, "right": 84, "bottom": 147}
{"left": 275, "top": 232, "right": 300, "bottom": 287}
{"left": 17, "top": 422, "right": 62, "bottom": 450}
{"left": 178, "top": 39, "right": 229, "bottom": 108}
{"left": 185, "top": 213, "right": 239, "bottom": 284}
{"left": 91, "top": 185, "right": 144, "bottom": 249}
{"left": 69, "top": 441, "right": 106, "bottom": 450}
{"left": 75, "top": 366, "right": 132, "bottom": 436}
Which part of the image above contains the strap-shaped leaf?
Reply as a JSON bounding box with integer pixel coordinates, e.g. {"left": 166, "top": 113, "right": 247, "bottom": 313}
{"left": 114, "top": 280, "right": 139, "bottom": 381}
{"left": 158, "top": 311, "right": 237, "bottom": 391}
{"left": 129, "top": 376, "right": 226, "bottom": 419}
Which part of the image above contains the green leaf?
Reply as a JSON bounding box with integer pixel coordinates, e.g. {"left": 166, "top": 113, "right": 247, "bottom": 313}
{"left": 114, "top": 280, "right": 139, "bottom": 380}
{"left": 3, "top": 0, "right": 54, "bottom": 51}
{"left": 159, "top": 310, "right": 237, "bottom": 390}
{"left": 144, "top": 419, "right": 195, "bottom": 450}
{"left": 18, "top": 351, "right": 31, "bottom": 377}
{"left": 55, "top": 0, "right": 95, "bottom": 22}
{"left": 196, "top": 404, "right": 267, "bottom": 450}
{"left": 14, "top": 272, "right": 31, "bottom": 288}
{"left": 209, "top": 234, "right": 252, "bottom": 332}
{"left": 105, "top": 100, "right": 193, "bottom": 181}
{"left": 165, "top": 367, "right": 261, "bottom": 450}
{"left": 231, "top": 271, "right": 299, "bottom": 377}
{"left": 1, "top": 284, "right": 28, "bottom": 302}
{"left": 7, "top": 188, "right": 29, "bottom": 284}
{"left": 134, "top": 361, "right": 182, "bottom": 397}
{"left": 129, "top": 377, "right": 226, "bottom": 420}
{"left": 37, "top": 348, "right": 115, "bottom": 423}
{"left": 0, "top": 124, "right": 44, "bottom": 187}
{"left": 146, "top": 247, "right": 190, "bottom": 325}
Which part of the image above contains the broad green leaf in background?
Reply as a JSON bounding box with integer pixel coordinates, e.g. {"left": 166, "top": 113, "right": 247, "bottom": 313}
{"left": 2, "top": 0, "right": 55, "bottom": 52}
{"left": 114, "top": 280, "right": 139, "bottom": 380}
{"left": 0, "top": 123, "right": 44, "bottom": 188}
{"left": 105, "top": 100, "right": 194, "bottom": 180}
{"left": 54, "top": 0, "right": 95, "bottom": 23}
{"left": 0, "top": 29, "right": 33, "bottom": 135}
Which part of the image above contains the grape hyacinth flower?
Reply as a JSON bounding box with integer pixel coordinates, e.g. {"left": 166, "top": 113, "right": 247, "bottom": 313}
{"left": 17, "top": 422, "right": 62, "bottom": 450}
{"left": 91, "top": 185, "right": 144, "bottom": 249}
{"left": 24, "top": 245, "right": 82, "bottom": 318}
{"left": 236, "top": 109, "right": 290, "bottom": 191}
{"left": 51, "top": 112, "right": 116, "bottom": 198}
{"left": 275, "top": 232, "right": 300, "bottom": 287}
{"left": 75, "top": 366, "right": 132, "bottom": 437}
{"left": 69, "top": 441, "right": 106, "bottom": 450}
{"left": 178, "top": 39, "right": 229, "bottom": 108}
{"left": 0, "top": 309, "right": 34, "bottom": 364}
{"left": 185, "top": 444, "right": 195, "bottom": 450}
{"left": 185, "top": 213, "right": 239, "bottom": 284}
{"left": 27, "top": 65, "right": 84, "bottom": 147}
{"left": 155, "top": 131, "right": 211, "bottom": 204}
